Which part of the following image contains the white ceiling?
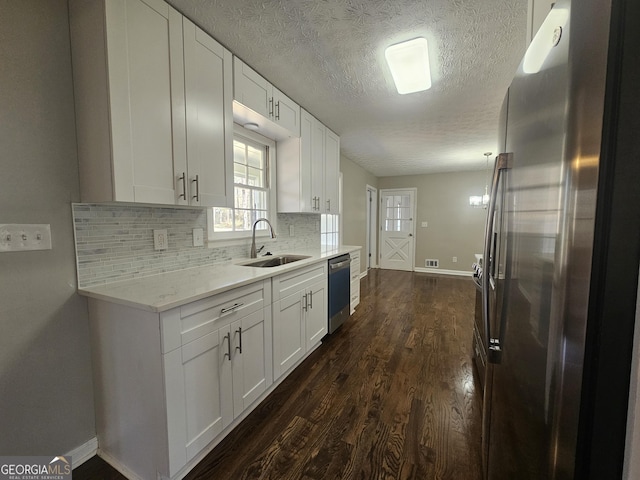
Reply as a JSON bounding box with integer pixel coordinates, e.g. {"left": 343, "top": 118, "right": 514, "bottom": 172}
{"left": 166, "top": 0, "right": 528, "bottom": 176}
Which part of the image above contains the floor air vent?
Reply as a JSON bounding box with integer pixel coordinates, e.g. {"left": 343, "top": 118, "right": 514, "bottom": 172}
{"left": 425, "top": 259, "right": 439, "bottom": 268}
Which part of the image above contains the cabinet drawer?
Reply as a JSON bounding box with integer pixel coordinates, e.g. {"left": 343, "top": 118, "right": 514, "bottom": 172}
{"left": 162, "top": 280, "right": 269, "bottom": 351}
{"left": 272, "top": 263, "right": 327, "bottom": 301}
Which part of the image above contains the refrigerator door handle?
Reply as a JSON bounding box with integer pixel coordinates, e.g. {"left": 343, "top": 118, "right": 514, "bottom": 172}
{"left": 482, "top": 152, "right": 512, "bottom": 364}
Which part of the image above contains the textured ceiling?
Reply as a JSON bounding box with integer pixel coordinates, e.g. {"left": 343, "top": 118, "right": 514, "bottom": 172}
{"left": 166, "top": 0, "right": 528, "bottom": 176}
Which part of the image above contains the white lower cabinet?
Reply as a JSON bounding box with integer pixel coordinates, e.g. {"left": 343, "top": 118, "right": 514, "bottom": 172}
{"left": 86, "top": 257, "right": 346, "bottom": 480}
{"left": 166, "top": 306, "right": 270, "bottom": 466}
{"left": 272, "top": 263, "right": 328, "bottom": 379}
{"left": 166, "top": 327, "right": 231, "bottom": 464}
{"left": 273, "top": 292, "right": 306, "bottom": 378}
{"left": 88, "top": 279, "right": 272, "bottom": 480}
{"left": 305, "top": 278, "right": 328, "bottom": 349}
{"left": 350, "top": 248, "right": 361, "bottom": 313}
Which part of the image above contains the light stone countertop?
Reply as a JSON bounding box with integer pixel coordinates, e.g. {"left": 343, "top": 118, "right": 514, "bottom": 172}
{"left": 78, "top": 246, "right": 361, "bottom": 313}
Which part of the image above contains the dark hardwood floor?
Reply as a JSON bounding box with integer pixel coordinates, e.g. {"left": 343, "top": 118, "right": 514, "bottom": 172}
{"left": 74, "top": 269, "right": 483, "bottom": 480}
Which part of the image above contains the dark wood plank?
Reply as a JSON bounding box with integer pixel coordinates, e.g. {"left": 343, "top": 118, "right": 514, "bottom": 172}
{"left": 72, "top": 269, "right": 483, "bottom": 480}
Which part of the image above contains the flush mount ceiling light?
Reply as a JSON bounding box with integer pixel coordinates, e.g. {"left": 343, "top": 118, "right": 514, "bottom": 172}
{"left": 385, "top": 37, "right": 432, "bottom": 95}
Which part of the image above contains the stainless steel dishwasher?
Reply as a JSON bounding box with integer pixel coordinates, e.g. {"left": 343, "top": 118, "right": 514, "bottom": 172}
{"left": 328, "top": 254, "right": 351, "bottom": 334}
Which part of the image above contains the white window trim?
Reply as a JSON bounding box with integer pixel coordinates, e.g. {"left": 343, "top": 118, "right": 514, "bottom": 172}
{"left": 207, "top": 125, "right": 277, "bottom": 246}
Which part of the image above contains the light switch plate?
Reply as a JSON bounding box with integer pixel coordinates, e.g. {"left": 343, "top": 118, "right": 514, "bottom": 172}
{"left": 193, "top": 228, "right": 204, "bottom": 247}
{"left": 421, "top": 221, "right": 428, "bottom": 228}
{"left": 0, "top": 224, "right": 52, "bottom": 252}
{"left": 154, "top": 229, "right": 168, "bottom": 251}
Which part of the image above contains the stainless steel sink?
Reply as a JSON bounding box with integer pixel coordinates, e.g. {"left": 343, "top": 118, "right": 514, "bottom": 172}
{"left": 240, "top": 255, "right": 310, "bottom": 268}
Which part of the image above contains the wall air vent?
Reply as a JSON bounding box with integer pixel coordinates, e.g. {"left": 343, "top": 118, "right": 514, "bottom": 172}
{"left": 425, "top": 259, "right": 439, "bottom": 268}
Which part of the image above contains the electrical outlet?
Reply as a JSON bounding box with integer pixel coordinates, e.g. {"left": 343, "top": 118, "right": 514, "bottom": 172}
{"left": 421, "top": 221, "right": 428, "bottom": 228}
{"left": 154, "top": 229, "right": 168, "bottom": 251}
{"left": 0, "top": 224, "right": 52, "bottom": 252}
{"left": 193, "top": 228, "right": 204, "bottom": 247}
{"left": 453, "top": 256, "right": 458, "bottom": 263}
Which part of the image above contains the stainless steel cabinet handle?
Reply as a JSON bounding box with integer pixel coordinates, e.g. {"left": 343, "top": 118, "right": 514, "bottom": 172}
{"left": 482, "top": 152, "right": 512, "bottom": 365}
{"left": 192, "top": 174, "right": 199, "bottom": 202}
{"left": 178, "top": 172, "right": 187, "bottom": 200}
{"left": 269, "top": 97, "right": 274, "bottom": 117}
{"left": 224, "top": 332, "right": 231, "bottom": 360}
{"left": 302, "top": 293, "right": 308, "bottom": 311}
{"left": 235, "top": 327, "right": 243, "bottom": 354}
{"left": 275, "top": 101, "right": 280, "bottom": 120}
{"left": 309, "top": 290, "right": 313, "bottom": 309}
{"left": 326, "top": 199, "right": 330, "bottom": 211}
{"left": 221, "top": 302, "right": 244, "bottom": 314}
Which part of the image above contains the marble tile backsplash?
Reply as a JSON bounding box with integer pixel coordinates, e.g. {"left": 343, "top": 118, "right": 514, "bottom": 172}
{"left": 73, "top": 204, "right": 320, "bottom": 287}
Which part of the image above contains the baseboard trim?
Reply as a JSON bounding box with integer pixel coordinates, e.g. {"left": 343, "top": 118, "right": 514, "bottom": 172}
{"left": 68, "top": 436, "right": 98, "bottom": 468}
{"left": 414, "top": 267, "right": 473, "bottom": 277}
{"left": 97, "top": 449, "right": 144, "bottom": 480}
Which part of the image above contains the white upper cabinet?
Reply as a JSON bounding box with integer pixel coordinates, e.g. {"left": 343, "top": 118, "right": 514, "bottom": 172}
{"left": 233, "top": 57, "right": 301, "bottom": 140}
{"left": 182, "top": 18, "right": 233, "bottom": 207}
{"left": 277, "top": 109, "right": 340, "bottom": 214}
{"left": 324, "top": 128, "right": 340, "bottom": 214}
{"left": 233, "top": 57, "right": 271, "bottom": 119}
{"left": 69, "top": 0, "right": 232, "bottom": 207}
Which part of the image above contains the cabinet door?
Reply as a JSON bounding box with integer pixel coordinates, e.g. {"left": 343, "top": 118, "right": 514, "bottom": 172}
{"left": 299, "top": 111, "right": 315, "bottom": 212}
{"left": 324, "top": 128, "right": 340, "bottom": 214}
{"left": 272, "top": 87, "right": 301, "bottom": 137}
{"left": 179, "top": 326, "right": 233, "bottom": 462}
{"left": 233, "top": 57, "right": 271, "bottom": 119}
{"left": 273, "top": 292, "right": 305, "bottom": 379}
{"left": 183, "top": 19, "right": 233, "bottom": 207}
{"left": 350, "top": 250, "right": 361, "bottom": 313}
{"left": 105, "top": 0, "right": 185, "bottom": 204}
{"left": 231, "top": 310, "right": 268, "bottom": 417}
{"left": 305, "top": 280, "right": 328, "bottom": 350}
{"left": 311, "top": 118, "right": 325, "bottom": 211}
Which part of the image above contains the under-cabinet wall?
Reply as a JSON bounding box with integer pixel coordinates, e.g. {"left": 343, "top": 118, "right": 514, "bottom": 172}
{"left": 73, "top": 204, "right": 321, "bottom": 287}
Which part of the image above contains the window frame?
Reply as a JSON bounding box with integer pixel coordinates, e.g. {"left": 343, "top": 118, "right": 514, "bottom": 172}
{"left": 207, "top": 125, "right": 277, "bottom": 244}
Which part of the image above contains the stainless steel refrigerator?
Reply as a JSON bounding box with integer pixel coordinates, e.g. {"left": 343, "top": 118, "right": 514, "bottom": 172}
{"left": 479, "top": 0, "right": 640, "bottom": 478}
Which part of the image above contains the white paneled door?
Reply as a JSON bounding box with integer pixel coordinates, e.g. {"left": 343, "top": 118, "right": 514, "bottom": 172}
{"left": 379, "top": 189, "right": 416, "bottom": 271}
